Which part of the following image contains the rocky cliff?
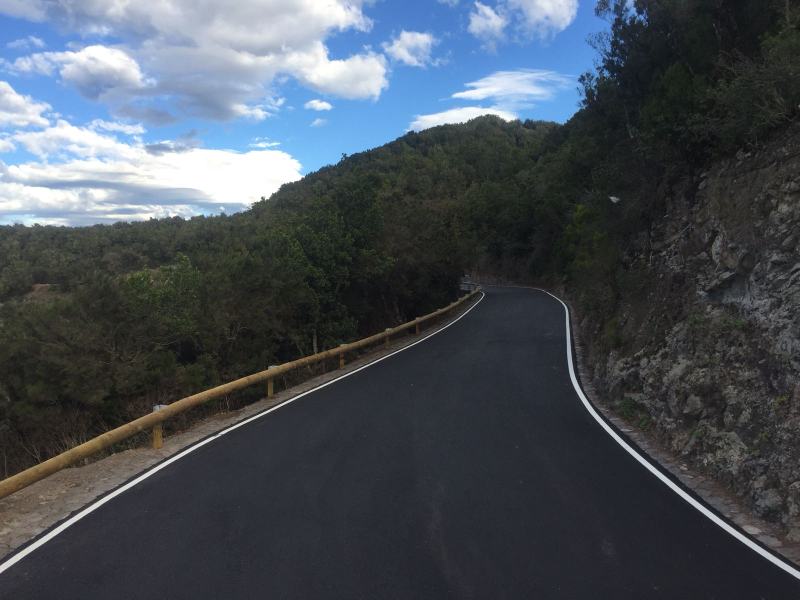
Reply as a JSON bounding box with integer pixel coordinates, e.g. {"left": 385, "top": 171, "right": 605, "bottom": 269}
{"left": 582, "top": 125, "right": 800, "bottom": 538}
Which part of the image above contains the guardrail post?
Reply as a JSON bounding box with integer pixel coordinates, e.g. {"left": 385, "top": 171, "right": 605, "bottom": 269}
{"left": 338, "top": 344, "right": 346, "bottom": 369}
{"left": 415, "top": 321, "right": 420, "bottom": 335}
{"left": 267, "top": 365, "right": 277, "bottom": 398}
{"left": 152, "top": 404, "right": 167, "bottom": 449}
{"left": 384, "top": 328, "right": 391, "bottom": 348}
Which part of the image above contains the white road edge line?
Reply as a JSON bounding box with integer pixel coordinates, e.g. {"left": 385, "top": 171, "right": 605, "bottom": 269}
{"left": 0, "top": 292, "right": 486, "bottom": 576}
{"left": 537, "top": 287, "right": 800, "bottom": 582}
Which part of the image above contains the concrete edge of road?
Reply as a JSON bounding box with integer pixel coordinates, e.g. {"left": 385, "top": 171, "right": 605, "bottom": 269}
{"left": 0, "top": 293, "right": 485, "bottom": 576}
{"left": 487, "top": 283, "right": 800, "bottom": 581}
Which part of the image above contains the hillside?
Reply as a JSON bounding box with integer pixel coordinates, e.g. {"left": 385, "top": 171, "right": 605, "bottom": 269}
{"left": 0, "top": 116, "right": 557, "bottom": 475}
{"left": 1, "top": 0, "right": 799, "bottom": 532}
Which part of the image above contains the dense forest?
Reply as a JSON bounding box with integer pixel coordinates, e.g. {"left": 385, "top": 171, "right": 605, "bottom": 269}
{"left": 1, "top": 0, "right": 798, "bottom": 476}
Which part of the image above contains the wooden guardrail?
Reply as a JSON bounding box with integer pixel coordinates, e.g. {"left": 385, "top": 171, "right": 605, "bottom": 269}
{"left": 0, "top": 288, "right": 481, "bottom": 500}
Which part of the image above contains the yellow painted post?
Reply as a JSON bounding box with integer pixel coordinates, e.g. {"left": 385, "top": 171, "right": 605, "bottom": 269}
{"left": 152, "top": 424, "right": 163, "bottom": 449}
{"left": 152, "top": 404, "right": 166, "bottom": 449}
{"left": 266, "top": 365, "right": 278, "bottom": 398}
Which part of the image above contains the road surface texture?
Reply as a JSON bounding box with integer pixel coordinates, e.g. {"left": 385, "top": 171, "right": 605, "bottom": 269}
{"left": 2, "top": 287, "right": 799, "bottom": 599}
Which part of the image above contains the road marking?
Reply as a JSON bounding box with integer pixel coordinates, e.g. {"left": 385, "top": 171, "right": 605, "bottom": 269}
{"left": 0, "top": 292, "right": 485, "bottom": 576}
{"left": 538, "top": 287, "right": 800, "bottom": 582}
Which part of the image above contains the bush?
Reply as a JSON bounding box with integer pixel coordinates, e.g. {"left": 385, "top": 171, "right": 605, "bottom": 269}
{"left": 709, "top": 25, "right": 800, "bottom": 151}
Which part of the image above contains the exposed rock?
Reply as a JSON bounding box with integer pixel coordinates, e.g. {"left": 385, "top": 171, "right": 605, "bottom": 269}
{"left": 755, "top": 488, "right": 784, "bottom": 519}
{"left": 582, "top": 125, "right": 800, "bottom": 534}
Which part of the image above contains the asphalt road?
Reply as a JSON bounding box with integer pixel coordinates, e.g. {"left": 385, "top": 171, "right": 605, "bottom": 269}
{"left": 2, "top": 287, "right": 799, "bottom": 599}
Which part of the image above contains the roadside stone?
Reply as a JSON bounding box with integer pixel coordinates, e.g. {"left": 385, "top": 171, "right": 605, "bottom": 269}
{"left": 787, "top": 482, "right": 800, "bottom": 518}
{"left": 742, "top": 525, "right": 761, "bottom": 535}
{"left": 754, "top": 489, "right": 784, "bottom": 518}
{"left": 683, "top": 394, "right": 704, "bottom": 417}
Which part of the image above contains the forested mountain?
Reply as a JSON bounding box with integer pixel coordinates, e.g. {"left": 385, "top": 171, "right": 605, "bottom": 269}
{"left": 1, "top": 0, "right": 798, "bottom": 482}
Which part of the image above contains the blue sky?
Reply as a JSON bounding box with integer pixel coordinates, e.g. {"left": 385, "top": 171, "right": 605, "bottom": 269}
{"left": 0, "top": 0, "right": 607, "bottom": 225}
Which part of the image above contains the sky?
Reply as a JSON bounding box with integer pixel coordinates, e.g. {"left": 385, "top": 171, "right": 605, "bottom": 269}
{"left": 0, "top": 0, "right": 608, "bottom": 226}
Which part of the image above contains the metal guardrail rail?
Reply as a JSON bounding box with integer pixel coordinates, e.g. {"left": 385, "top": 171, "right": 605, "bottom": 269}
{"left": 0, "top": 288, "right": 481, "bottom": 500}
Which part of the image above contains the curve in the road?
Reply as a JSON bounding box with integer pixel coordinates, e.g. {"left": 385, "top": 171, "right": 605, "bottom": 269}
{"left": 1, "top": 286, "right": 799, "bottom": 599}
{"left": 538, "top": 286, "right": 800, "bottom": 582}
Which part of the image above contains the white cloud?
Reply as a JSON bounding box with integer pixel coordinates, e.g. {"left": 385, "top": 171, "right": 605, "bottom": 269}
{"left": 10, "top": 45, "right": 150, "bottom": 103}
{"left": 0, "top": 121, "right": 302, "bottom": 224}
{"left": 468, "top": 2, "right": 507, "bottom": 49}
{"left": 310, "top": 118, "right": 327, "bottom": 127}
{"left": 0, "top": 79, "right": 302, "bottom": 225}
{"left": 0, "top": 0, "right": 45, "bottom": 21}
{"left": 0, "top": 80, "right": 50, "bottom": 128}
{"left": 288, "top": 44, "right": 387, "bottom": 100}
{"left": 249, "top": 136, "right": 280, "bottom": 148}
{"left": 7, "top": 35, "right": 45, "bottom": 50}
{"left": 452, "top": 69, "right": 572, "bottom": 109}
{"left": 468, "top": 0, "right": 577, "bottom": 48}
{"left": 409, "top": 106, "right": 516, "bottom": 131}
{"left": 304, "top": 99, "right": 333, "bottom": 111}
{"left": 410, "top": 68, "right": 571, "bottom": 131}
{"left": 12, "top": 119, "right": 139, "bottom": 159}
{"left": 90, "top": 119, "right": 146, "bottom": 136}
{"left": 1, "top": 1, "right": 389, "bottom": 123}
{"left": 438, "top": 0, "right": 460, "bottom": 5}
{"left": 382, "top": 31, "right": 438, "bottom": 68}
{"left": 507, "top": 0, "right": 578, "bottom": 37}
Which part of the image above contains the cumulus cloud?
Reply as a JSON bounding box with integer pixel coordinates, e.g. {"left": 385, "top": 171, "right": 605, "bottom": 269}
{"left": 0, "top": 93, "right": 302, "bottom": 225}
{"left": 452, "top": 69, "right": 572, "bottom": 109}
{"left": 310, "top": 118, "right": 327, "bottom": 127}
{"left": 13, "top": 120, "right": 140, "bottom": 159}
{"left": 507, "top": 0, "right": 578, "bottom": 37}
{"left": 0, "top": 0, "right": 45, "bottom": 21}
{"left": 0, "top": 80, "right": 50, "bottom": 128}
{"left": 304, "top": 99, "right": 333, "bottom": 111}
{"left": 409, "top": 106, "right": 516, "bottom": 131}
{"left": 143, "top": 130, "right": 201, "bottom": 155}
{"left": 288, "top": 44, "right": 387, "bottom": 100}
{"left": 9, "top": 45, "right": 150, "bottom": 103}
{"left": 468, "top": 0, "right": 578, "bottom": 47}
{"left": 382, "top": 31, "right": 438, "bottom": 67}
{"left": 0, "top": 0, "right": 389, "bottom": 123}
{"left": 468, "top": 3, "right": 507, "bottom": 49}
{"left": 0, "top": 133, "right": 302, "bottom": 224}
{"left": 6, "top": 35, "right": 45, "bottom": 50}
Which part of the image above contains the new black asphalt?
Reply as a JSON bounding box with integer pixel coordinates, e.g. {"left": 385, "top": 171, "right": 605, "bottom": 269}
{"left": 2, "top": 287, "right": 799, "bottom": 599}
